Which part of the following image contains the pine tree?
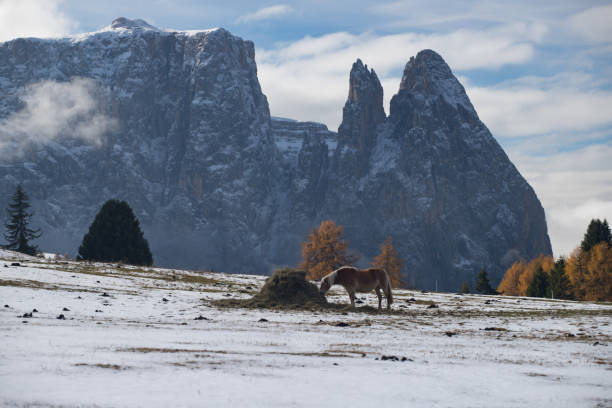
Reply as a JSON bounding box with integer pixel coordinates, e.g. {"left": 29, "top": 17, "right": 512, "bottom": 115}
{"left": 460, "top": 281, "right": 470, "bottom": 294}
{"left": 548, "top": 257, "right": 572, "bottom": 299}
{"left": 3, "top": 184, "right": 41, "bottom": 255}
{"left": 581, "top": 218, "right": 612, "bottom": 253}
{"left": 78, "top": 200, "right": 153, "bottom": 266}
{"left": 475, "top": 268, "right": 496, "bottom": 295}
{"left": 526, "top": 266, "right": 550, "bottom": 298}
{"left": 371, "top": 236, "right": 404, "bottom": 288}
{"left": 299, "top": 220, "right": 360, "bottom": 280}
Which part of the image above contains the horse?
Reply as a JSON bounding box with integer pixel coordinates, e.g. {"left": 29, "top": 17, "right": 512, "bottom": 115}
{"left": 319, "top": 266, "right": 393, "bottom": 311}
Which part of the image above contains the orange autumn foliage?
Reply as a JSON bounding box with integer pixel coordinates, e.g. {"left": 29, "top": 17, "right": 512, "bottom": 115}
{"left": 299, "top": 220, "right": 360, "bottom": 280}
{"left": 496, "top": 259, "right": 526, "bottom": 296}
{"left": 497, "top": 255, "right": 554, "bottom": 296}
{"left": 371, "top": 236, "right": 404, "bottom": 288}
{"left": 566, "top": 243, "right": 612, "bottom": 301}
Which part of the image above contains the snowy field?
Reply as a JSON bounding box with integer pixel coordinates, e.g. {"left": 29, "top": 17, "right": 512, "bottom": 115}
{"left": 0, "top": 249, "right": 610, "bottom": 407}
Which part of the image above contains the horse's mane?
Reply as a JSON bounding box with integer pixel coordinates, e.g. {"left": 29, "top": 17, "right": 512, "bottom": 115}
{"left": 324, "top": 266, "right": 356, "bottom": 284}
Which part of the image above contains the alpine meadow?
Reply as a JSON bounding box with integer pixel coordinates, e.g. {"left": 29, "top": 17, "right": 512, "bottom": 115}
{"left": 1, "top": 2, "right": 611, "bottom": 407}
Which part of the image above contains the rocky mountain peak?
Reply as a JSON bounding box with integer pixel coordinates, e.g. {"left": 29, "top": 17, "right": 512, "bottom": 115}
{"left": 347, "top": 59, "right": 384, "bottom": 108}
{"left": 397, "top": 49, "right": 475, "bottom": 113}
{"left": 336, "top": 59, "right": 386, "bottom": 168}
{"left": 109, "top": 17, "right": 160, "bottom": 32}
{"left": 324, "top": 49, "right": 551, "bottom": 290}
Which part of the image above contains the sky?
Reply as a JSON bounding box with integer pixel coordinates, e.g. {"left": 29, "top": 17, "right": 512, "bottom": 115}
{"left": 0, "top": 0, "right": 611, "bottom": 258}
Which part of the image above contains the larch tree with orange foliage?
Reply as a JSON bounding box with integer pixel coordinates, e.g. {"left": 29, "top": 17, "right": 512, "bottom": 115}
{"left": 585, "top": 242, "right": 612, "bottom": 301}
{"left": 566, "top": 248, "right": 589, "bottom": 300}
{"left": 299, "top": 220, "right": 360, "bottom": 280}
{"left": 497, "top": 259, "right": 526, "bottom": 296}
{"left": 371, "top": 236, "right": 404, "bottom": 288}
{"left": 498, "top": 255, "right": 554, "bottom": 297}
{"left": 517, "top": 255, "right": 554, "bottom": 296}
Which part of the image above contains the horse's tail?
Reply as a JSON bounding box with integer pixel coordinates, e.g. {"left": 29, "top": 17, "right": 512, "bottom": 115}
{"left": 384, "top": 269, "right": 393, "bottom": 305}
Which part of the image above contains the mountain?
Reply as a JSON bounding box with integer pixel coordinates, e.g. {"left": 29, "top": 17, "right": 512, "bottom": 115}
{"left": 0, "top": 18, "right": 276, "bottom": 272}
{"left": 321, "top": 51, "right": 552, "bottom": 289}
{"left": 0, "top": 19, "right": 551, "bottom": 289}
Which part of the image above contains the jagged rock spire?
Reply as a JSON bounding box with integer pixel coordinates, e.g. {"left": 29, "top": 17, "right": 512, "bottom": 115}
{"left": 337, "top": 59, "right": 386, "bottom": 172}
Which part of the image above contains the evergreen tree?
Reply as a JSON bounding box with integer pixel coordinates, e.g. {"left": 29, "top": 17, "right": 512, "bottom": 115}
{"left": 581, "top": 218, "right": 611, "bottom": 253}
{"left": 475, "top": 268, "right": 496, "bottom": 295}
{"left": 299, "top": 220, "right": 360, "bottom": 280}
{"left": 460, "top": 281, "right": 470, "bottom": 294}
{"left": 78, "top": 200, "right": 153, "bottom": 266}
{"left": 371, "top": 236, "right": 404, "bottom": 288}
{"left": 548, "top": 257, "right": 572, "bottom": 299}
{"left": 3, "top": 184, "right": 41, "bottom": 255}
{"left": 526, "top": 266, "right": 550, "bottom": 298}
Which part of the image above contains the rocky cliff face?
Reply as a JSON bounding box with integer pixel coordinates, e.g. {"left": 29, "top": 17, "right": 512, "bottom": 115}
{"left": 0, "top": 18, "right": 276, "bottom": 272}
{"left": 322, "top": 50, "right": 552, "bottom": 289}
{"left": 0, "top": 20, "right": 551, "bottom": 288}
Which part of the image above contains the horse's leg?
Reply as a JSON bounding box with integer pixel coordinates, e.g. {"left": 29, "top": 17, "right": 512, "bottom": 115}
{"left": 385, "top": 279, "right": 392, "bottom": 311}
{"left": 347, "top": 289, "right": 355, "bottom": 308}
{"left": 375, "top": 287, "right": 382, "bottom": 310}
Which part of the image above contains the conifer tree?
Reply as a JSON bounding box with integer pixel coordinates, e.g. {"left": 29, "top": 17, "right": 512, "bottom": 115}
{"left": 460, "top": 281, "right": 470, "bottom": 294}
{"left": 3, "top": 184, "right": 41, "bottom": 255}
{"left": 299, "top": 220, "right": 359, "bottom": 280}
{"left": 475, "top": 268, "right": 496, "bottom": 295}
{"left": 371, "top": 236, "right": 404, "bottom": 288}
{"left": 526, "top": 266, "right": 549, "bottom": 298}
{"left": 78, "top": 200, "right": 153, "bottom": 266}
{"left": 548, "top": 257, "right": 572, "bottom": 299}
{"left": 581, "top": 218, "right": 611, "bottom": 253}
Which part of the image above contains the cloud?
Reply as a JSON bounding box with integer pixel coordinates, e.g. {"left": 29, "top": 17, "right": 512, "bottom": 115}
{"left": 569, "top": 4, "right": 612, "bottom": 44}
{"left": 0, "top": 0, "right": 76, "bottom": 42}
{"left": 465, "top": 74, "right": 612, "bottom": 140}
{"left": 254, "top": 19, "right": 612, "bottom": 260}
{"left": 0, "top": 78, "right": 118, "bottom": 157}
{"left": 236, "top": 4, "right": 293, "bottom": 24}
{"left": 257, "top": 23, "right": 545, "bottom": 130}
{"left": 508, "top": 144, "right": 612, "bottom": 257}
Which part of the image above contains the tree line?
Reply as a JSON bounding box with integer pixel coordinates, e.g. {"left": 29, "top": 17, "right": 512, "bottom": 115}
{"left": 5, "top": 183, "right": 609, "bottom": 299}
{"left": 3, "top": 184, "right": 152, "bottom": 266}
{"left": 497, "top": 219, "right": 611, "bottom": 301}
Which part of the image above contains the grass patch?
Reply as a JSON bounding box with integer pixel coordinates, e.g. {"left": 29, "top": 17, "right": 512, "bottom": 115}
{"left": 0, "top": 278, "right": 99, "bottom": 293}
{"left": 74, "top": 363, "right": 128, "bottom": 370}
{"left": 119, "top": 347, "right": 229, "bottom": 354}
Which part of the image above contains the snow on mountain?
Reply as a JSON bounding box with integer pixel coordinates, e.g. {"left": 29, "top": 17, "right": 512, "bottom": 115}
{"left": 0, "top": 21, "right": 551, "bottom": 289}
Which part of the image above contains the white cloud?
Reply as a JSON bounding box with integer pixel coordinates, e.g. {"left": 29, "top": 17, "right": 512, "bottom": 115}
{"left": 236, "top": 4, "right": 292, "bottom": 24}
{"left": 255, "top": 21, "right": 611, "bottom": 260}
{"left": 569, "top": 4, "right": 612, "bottom": 44}
{"left": 509, "top": 144, "right": 612, "bottom": 258}
{"left": 0, "top": 78, "right": 117, "bottom": 157}
{"left": 257, "top": 23, "right": 545, "bottom": 130}
{"left": 0, "top": 0, "right": 76, "bottom": 42}
{"left": 466, "top": 83, "right": 612, "bottom": 139}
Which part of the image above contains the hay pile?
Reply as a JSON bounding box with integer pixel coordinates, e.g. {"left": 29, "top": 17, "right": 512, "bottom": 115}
{"left": 215, "top": 268, "right": 328, "bottom": 310}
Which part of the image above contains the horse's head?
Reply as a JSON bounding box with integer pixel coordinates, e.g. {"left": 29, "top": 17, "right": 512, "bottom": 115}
{"left": 319, "top": 276, "right": 331, "bottom": 295}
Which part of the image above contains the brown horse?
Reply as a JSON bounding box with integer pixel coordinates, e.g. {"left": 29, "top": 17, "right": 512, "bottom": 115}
{"left": 319, "top": 266, "right": 393, "bottom": 311}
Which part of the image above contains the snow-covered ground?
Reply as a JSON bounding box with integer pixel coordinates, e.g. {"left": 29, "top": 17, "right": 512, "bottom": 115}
{"left": 0, "top": 249, "right": 610, "bottom": 407}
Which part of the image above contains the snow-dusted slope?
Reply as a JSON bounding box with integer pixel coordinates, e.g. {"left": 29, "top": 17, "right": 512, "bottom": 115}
{"left": 0, "top": 251, "right": 610, "bottom": 407}
{"left": 0, "top": 21, "right": 550, "bottom": 289}
{"left": 0, "top": 18, "right": 276, "bottom": 272}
